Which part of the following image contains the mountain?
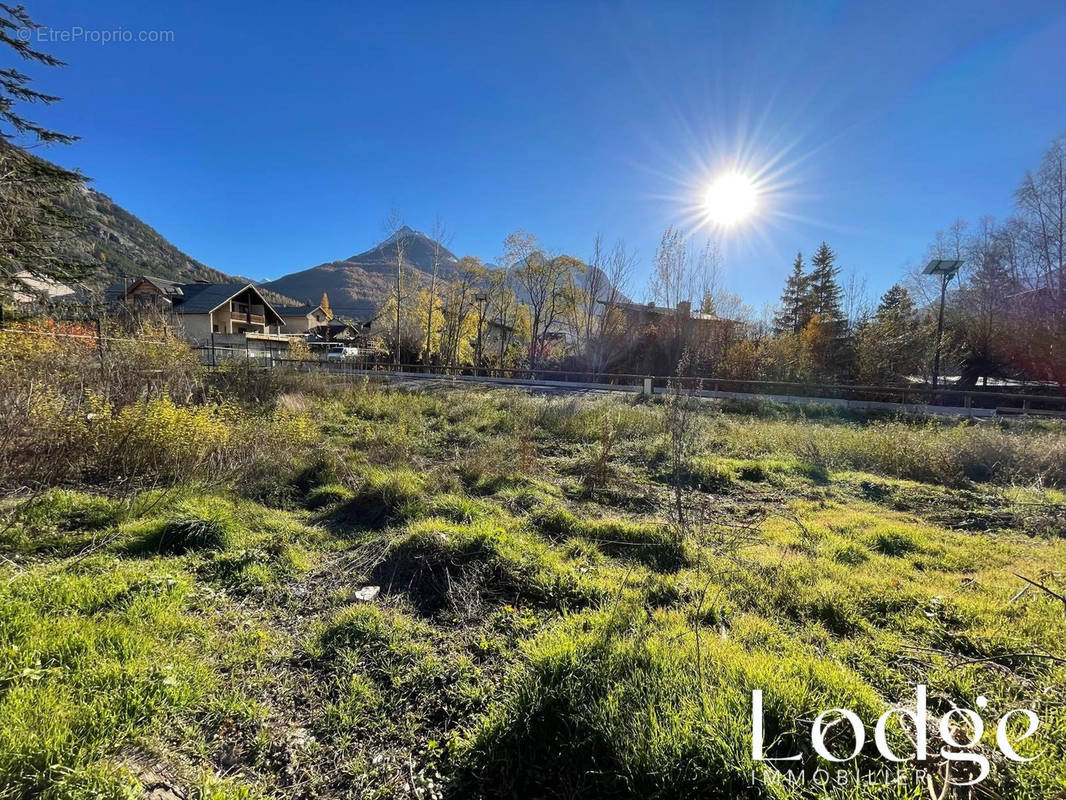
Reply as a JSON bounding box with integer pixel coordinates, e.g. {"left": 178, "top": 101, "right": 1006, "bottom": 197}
{"left": 63, "top": 186, "right": 238, "bottom": 289}
{"left": 261, "top": 226, "right": 459, "bottom": 315}
{"left": 60, "top": 186, "right": 297, "bottom": 305}
{"left": 1, "top": 141, "right": 296, "bottom": 304}
{"left": 263, "top": 227, "right": 630, "bottom": 316}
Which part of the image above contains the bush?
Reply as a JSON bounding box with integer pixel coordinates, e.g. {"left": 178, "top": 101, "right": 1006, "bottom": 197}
{"left": 870, "top": 527, "right": 920, "bottom": 557}
{"left": 7, "top": 489, "right": 121, "bottom": 534}
{"left": 531, "top": 504, "right": 687, "bottom": 570}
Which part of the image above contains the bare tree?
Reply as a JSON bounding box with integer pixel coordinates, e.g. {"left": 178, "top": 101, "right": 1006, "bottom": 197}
{"left": 649, "top": 226, "right": 720, "bottom": 370}
{"left": 381, "top": 206, "right": 408, "bottom": 368}
{"left": 424, "top": 214, "right": 450, "bottom": 365}
{"left": 506, "top": 230, "right": 574, "bottom": 370}
{"left": 841, "top": 266, "right": 871, "bottom": 328}
{"left": 486, "top": 268, "right": 524, "bottom": 367}
{"left": 589, "top": 237, "right": 637, "bottom": 373}
{"left": 439, "top": 255, "right": 485, "bottom": 367}
{"left": 1017, "top": 134, "right": 1066, "bottom": 300}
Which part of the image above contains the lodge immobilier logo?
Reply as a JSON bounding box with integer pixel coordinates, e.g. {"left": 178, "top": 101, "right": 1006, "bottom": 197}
{"left": 751, "top": 685, "right": 1041, "bottom": 787}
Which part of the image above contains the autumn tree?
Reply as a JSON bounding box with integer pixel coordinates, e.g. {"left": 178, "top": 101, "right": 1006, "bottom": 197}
{"left": 423, "top": 215, "right": 450, "bottom": 364}
{"left": 381, "top": 207, "right": 409, "bottom": 367}
{"left": 439, "top": 255, "right": 485, "bottom": 367}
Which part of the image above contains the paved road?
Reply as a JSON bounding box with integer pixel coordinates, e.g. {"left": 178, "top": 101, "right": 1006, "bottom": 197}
{"left": 326, "top": 367, "right": 995, "bottom": 417}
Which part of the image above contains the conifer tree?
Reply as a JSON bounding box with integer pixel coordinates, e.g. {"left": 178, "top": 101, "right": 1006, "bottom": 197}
{"left": 807, "top": 242, "right": 846, "bottom": 326}
{"left": 804, "top": 242, "right": 853, "bottom": 378}
{"left": 772, "top": 252, "right": 811, "bottom": 335}
{"left": 1, "top": 3, "right": 87, "bottom": 299}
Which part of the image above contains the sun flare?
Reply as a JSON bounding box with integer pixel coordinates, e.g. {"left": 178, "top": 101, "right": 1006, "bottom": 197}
{"left": 704, "top": 172, "right": 758, "bottom": 226}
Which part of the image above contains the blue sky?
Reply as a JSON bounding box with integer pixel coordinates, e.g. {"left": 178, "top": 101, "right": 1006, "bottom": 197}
{"left": 17, "top": 0, "right": 1066, "bottom": 308}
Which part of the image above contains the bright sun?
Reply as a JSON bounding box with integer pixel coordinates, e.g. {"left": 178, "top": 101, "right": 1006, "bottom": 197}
{"left": 704, "top": 172, "right": 758, "bottom": 226}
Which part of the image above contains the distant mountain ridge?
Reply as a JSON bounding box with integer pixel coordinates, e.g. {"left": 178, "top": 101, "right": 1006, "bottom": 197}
{"left": 59, "top": 185, "right": 296, "bottom": 305}
{"left": 0, "top": 141, "right": 297, "bottom": 306}
{"left": 262, "top": 226, "right": 630, "bottom": 315}
{"left": 260, "top": 226, "right": 458, "bottom": 314}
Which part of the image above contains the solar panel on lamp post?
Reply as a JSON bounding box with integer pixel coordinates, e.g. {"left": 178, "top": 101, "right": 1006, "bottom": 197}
{"left": 923, "top": 259, "right": 964, "bottom": 392}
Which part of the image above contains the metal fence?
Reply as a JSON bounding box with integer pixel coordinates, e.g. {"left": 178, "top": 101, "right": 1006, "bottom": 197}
{"left": 192, "top": 345, "right": 1066, "bottom": 417}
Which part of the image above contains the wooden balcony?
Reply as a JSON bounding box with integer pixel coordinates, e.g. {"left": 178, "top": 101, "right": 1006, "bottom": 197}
{"left": 230, "top": 311, "right": 266, "bottom": 324}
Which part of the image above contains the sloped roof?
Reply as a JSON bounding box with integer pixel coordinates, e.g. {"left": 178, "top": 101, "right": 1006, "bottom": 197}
{"left": 139, "top": 276, "right": 185, "bottom": 296}
{"left": 600, "top": 299, "right": 732, "bottom": 323}
{"left": 106, "top": 274, "right": 185, "bottom": 301}
{"left": 172, "top": 282, "right": 284, "bottom": 325}
{"left": 274, "top": 304, "right": 321, "bottom": 317}
{"left": 173, "top": 283, "right": 252, "bottom": 313}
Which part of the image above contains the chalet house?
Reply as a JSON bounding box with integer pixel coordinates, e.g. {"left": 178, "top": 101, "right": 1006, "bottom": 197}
{"left": 113, "top": 276, "right": 285, "bottom": 343}
{"left": 276, "top": 304, "right": 331, "bottom": 334}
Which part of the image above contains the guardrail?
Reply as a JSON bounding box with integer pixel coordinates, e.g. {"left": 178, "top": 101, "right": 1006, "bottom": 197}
{"left": 194, "top": 346, "right": 1066, "bottom": 417}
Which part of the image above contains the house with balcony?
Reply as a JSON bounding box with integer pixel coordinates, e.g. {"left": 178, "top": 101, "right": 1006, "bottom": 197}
{"left": 112, "top": 277, "right": 286, "bottom": 344}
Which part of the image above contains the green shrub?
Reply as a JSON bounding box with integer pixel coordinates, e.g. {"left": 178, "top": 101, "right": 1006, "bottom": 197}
{"left": 685, "top": 458, "right": 736, "bottom": 491}
{"left": 17, "top": 489, "right": 121, "bottom": 532}
{"left": 870, "top": 527, "right": 920, "bottom": 557}
{"left": 831, "top": 541, "right": 870, "bottom": 566}
{"left": 531, "top": 504, "right": 687, "bottom": 570}
{"left": 427, "top": 493, "right": 492, "bottom": 524}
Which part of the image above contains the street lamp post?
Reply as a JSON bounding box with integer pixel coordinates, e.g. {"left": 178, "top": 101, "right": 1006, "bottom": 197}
{"left": 923, "top": 259, "right": 963, "bottom": 392}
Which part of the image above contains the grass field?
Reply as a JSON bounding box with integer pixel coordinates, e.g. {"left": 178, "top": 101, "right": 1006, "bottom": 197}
{"left": 2, "top": 380, "right": 1064, "bottom": 799}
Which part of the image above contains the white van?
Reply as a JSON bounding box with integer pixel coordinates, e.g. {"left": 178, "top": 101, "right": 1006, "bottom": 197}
{"left": 326, "top": 345, "right": 360, "bottom": 360}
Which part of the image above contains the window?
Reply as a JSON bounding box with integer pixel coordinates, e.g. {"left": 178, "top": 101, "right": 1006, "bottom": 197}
{"left": 213, "top": 324, "right": 219, "bottom": 333}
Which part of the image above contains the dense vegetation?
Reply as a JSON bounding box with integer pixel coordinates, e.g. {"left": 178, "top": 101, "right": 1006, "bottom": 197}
{"left": 1, "top": 324, "right": 1065, "bottom": 799}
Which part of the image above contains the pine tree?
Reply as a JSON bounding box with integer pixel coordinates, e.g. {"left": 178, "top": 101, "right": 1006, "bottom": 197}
{"left": 804, "top": 242, "right": 853, "bottom": 378}
{"left": 1, "top": 4, "right": 87, "bottom": 300}
{"left": 772, "top": 252, "right": 811, "bottom": 335}
{"left": 807, "top": 242, "right": 845, "bottom": 325}
{"left": 856, "top": 284, "right": 923, "bottom": 384}
{"left": 876, "top": 283, "right": 915, "bottom": 319}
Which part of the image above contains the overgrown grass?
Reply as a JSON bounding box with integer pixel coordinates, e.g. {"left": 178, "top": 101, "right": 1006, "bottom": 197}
{"left": 2, "top": 379, "right": 1065, "bottom": 799}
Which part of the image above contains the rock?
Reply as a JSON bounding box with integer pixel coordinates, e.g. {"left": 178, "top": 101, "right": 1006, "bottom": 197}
{"left": 354, "top": 585, "right": 380, "bottom": 602}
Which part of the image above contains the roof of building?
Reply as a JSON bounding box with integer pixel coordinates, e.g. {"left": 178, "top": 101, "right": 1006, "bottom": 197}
{"left": 171, "top": 282, "right": 285, "bottom": 325}
{"left": 327, "top": 301, "right": 380, "bottom": 323}
{"left": 172, "top": 282, "right": 254, "bottom": 313}
{"left": 105, "top": 274, "right": 186, "bottom": 301}
{"left": 274, "top": 304, "right": 322, "bottom": 317}
{"left": 139, "top": 276, "right": 185, "bottom": 296}
{"left": 11, "top": 271, "right": 76, "bottom": 304}
{"left": 600, "top": 299, "right": 732, "bottom": 323}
